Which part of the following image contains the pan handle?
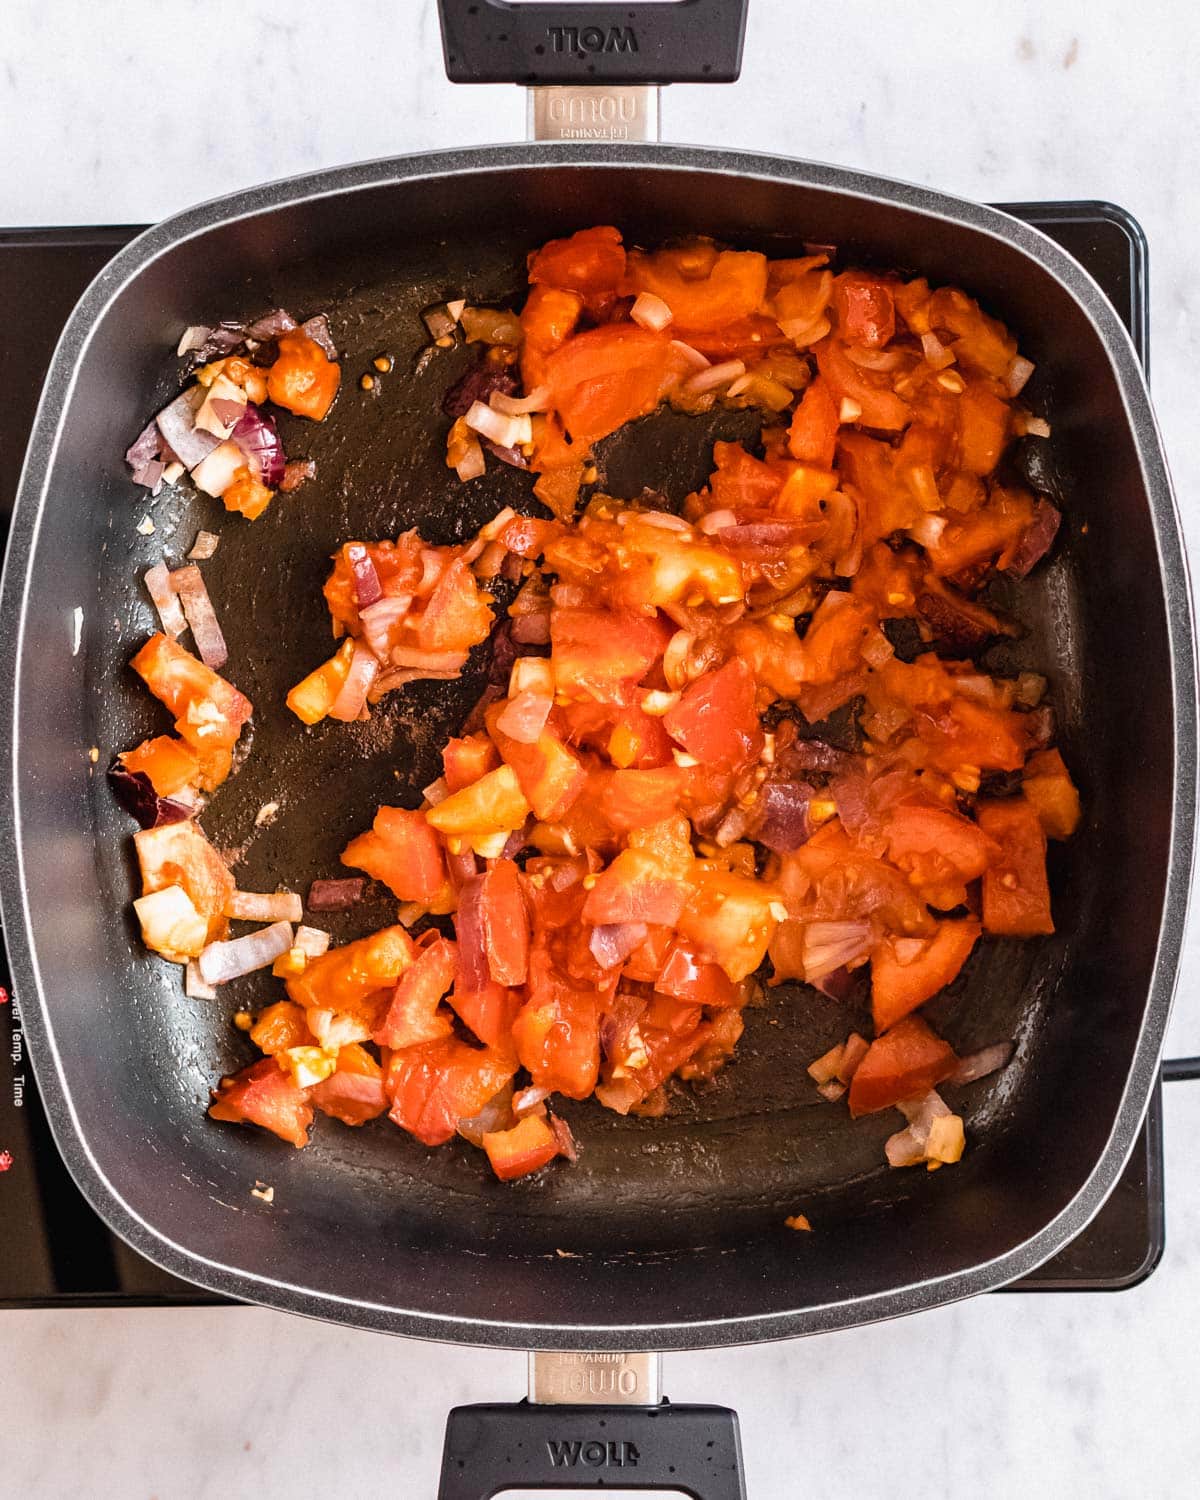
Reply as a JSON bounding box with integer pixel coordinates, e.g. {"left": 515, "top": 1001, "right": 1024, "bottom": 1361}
{"left": 437, "top": 0, "right": 749, "bottom": 86}
{"left": 437, "top": 1351, "right": 747, "bottom": 1497}
{"left": 1163, "top": 1055, "right": 1200, "bottom": 1081}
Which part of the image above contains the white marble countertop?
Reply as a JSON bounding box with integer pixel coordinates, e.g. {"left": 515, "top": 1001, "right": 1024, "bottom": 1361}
{"left": 5, "top": 2, "right": 1200, "bottom": 1495}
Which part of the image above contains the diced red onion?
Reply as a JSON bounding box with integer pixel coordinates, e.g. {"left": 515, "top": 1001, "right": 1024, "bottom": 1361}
{"left": 713, "top": 804, "right": 752, "bottom": 848}
{"left": 370, "top": 665, "right": 462, "bottom": 699}
{"left": 1006, "top": 500, "right": 1061, "bottom": 578}
{"left": 548, "top": 1113, "right": 578, "bottom": 1163}
{"left": 837, "top": 1032, "right": 870, "bottom": 1083}
{"left": 456, "top": 1085, "right": 514, "bottom": 1147}
{"left": 418, "top": 549, "right": 447, "bottom": 595}
{"left": 501, "top": 822, "right": 531, "bottom": 859}
{"left": 245, "top": 308, "right": 297, "bottom": 341}
{"left": 812, "top": 965, "right": 855, "bottom": 1002}
{"left": 1022, "top": 416, "right": 1051, "bottom": 438}
{"left": 195, "top": 376, "right": 247, "bottom": 439}
{"left": 845, "top": 345, "right": 904, "bottom": 372}
{"left": 1006, "top": 356, "right": 1035, "bottom": 396}
{"left": 806, "top": 1043, "right": 845, "bottom": 1084}
{"left": 685, "top": 358, "right": 746, "bottom": 395}
{"left": 144, "top": 562, "right": 188, "bottom": 638}
{"left": 107, "top": 765, "right": 192, "bottom": 829}
{"left": 328, "top": 640, "right": 379, "bottom": 720}
{"left": 445, "top": 846, "right": 479, "bottom": 889}
{"left": 156, "top": 387, "right": 220, "bottom": 470}
{"left": 198, "top": 921, "right": 293, "bottom": 985}
{"left": 719, "top": 520, "right": 810, "bottom": 548}
{"left": 886, "top": 1089, "right": 954, "bottom": 1167}
{"left": 947, "top": 1041, "right": 1015, "bottom": 1087}
{"left": 443, "top": 362, "right": 517, "bottom": 419}
{"left": 300, "top": 313, "right": 338, "bottom": 361}
{"left": 589, "top": 922, "right": 648, "bottom": 970}
{"left": 171, "top": 565, "right": 228, "bottom": 670}
{"left": 782, "top": 740, "right": 851, "bottom": 774}
{"left": 184, "top": 959, "right": 217, "bottom": 998}
{"left": 307, "top": 878, "right": 365, "bottom": 911}
{"left": 188, "top": 530, "right": 220, "bottom": 561}
{"left": 358, "top": 595, "right": 412, "bottom": 661}
{"left": 176, "top": 326, "right": 212, "bottom": 357}
{"left": 801, "top": 920, "right": 873, "bottom": 982}
{"left": 294, "top": 925, "right": 331, "bottom": 958}
{"left": 345, "top": 542, "right": 383, "bottom": 607}
{"left": 126, "top": 419, "right": 167, "bottom": 490}
{"left": 512, "top": 1085, "right": 550, "bottom": 1117}
{"left": 225, "top": 890, "right": 304, "bottom": 923}
{"left": 755, "top": 780, "right": 813, "bottom": 852}
{"left": 231, "top": 405, "right": 285, "bottom": 488}
{"left": 490, "top": 385, "right": 551, "bottom": 416}
{"left": 908, "top": 513, "right": 947, "bottom": 550}
{"left": 280, "top": 458, "right": 316, "bottom": 492}
{"left": 495, "top": 690, "right": 552, "bottom": 744}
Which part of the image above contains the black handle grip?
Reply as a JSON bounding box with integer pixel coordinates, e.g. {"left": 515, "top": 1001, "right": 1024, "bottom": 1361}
{"left": 1164, "top": 1054, "right": 1200, "bottom": 1081}
{"left": 438, "top": 1399, "right": 746, "bottom": 1497}
{"left": 438, "top": 0, "right": 749, "bottom": 86}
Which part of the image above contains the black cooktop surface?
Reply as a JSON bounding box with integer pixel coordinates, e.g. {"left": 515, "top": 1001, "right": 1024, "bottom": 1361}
{"left": 0, "top": 206, "right": 1164, "bottom": 1305}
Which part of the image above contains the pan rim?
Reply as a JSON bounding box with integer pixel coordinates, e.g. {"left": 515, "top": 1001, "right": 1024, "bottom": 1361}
{"left": 2, "top": 142, "right": 1194, "bottom": 1349}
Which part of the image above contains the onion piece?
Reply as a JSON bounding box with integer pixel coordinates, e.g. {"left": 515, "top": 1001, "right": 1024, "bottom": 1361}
{"left": 668, "top": 338, "right": 710, "bottom": 370}
{"left": 358, "top": 595, "right": 413, "bottom": 661}
{"left": 171, "top": 565, "right": 228, "bottom": 670}
{"left": 455, "top": 877, "right": 490, "bottom": 991}
{"left": 589, "top": 922, "right": 648, "bottom": 971}
{"left": 198, "top": 921, "right": 293, "bottom": 985}
{"left": 836, "top": 1033, "right": 870, "bottom": 1084}
{"left": 328, "top": 640, "right": 379, "bottom": 721}
{"left": 684, "top": 358, "right": 746, "bottom": 395}
{"left": 307, "top": 878, "right": 365, "bottom": 911}
{"left": 631, "top": 292, "right": 673, "bottom": 331}
{"left": 345, "top": 542, "right": 383, "bottom": 607}
{"left": 908, "top": 512, "right": 947, "bottom": 550}
{"left": 464, "top": 400, "right": 532, "bottom": 449}
{"left": 390, "top": 645, "right": 468, "bottom": 672}
{"left": 144, "top": 562, "right": 188, "bottom": 638}
{"left": 947, "top": 1041, "right": 1015, "bottom": 1087}
{"left": 245, "top": 308, "right": 297, "bottom": 340}
{"left": 188, "top": 530, "right": 220, "bottom": 561}
{"left": 280, "top": 458, "right": 316, "bottom": 492}
{"left": 455, "top": 439, "right": 487, "bottom": 481}
{"left": 779, "top": 314, "right": 831, "bottom": 346}
{"left": 456, "top": 1084, "right": 515, "bottom": 1147}
{"left": 184, "top": 959, "right": 217, "bottom": 999}
{"left": 156, "top": 387, "right": 221, "bottom": 470}
{"left": 190, "top": 439, "right": 246, "bottom": 498}
{"left": 225, "top": 890, "right": 304, "bottom": 923}
{"left": 755, "top": 780, "right": 813, "bottom": 852}
{"left": 817, "top": 1079, "right": 847, "bottom": 1102}
{"left": 231, "top": 405, "right": 285, "bottom": 487}
{"left": 195, "top": 373, "right": 247, "bottom": 439}
{"left": 807, "top": 1044, "right": 845, "bottom": 1085}
{"left": 698, "top": 508, "right": 737, "bottom": 535}
{"left": 1006, "top": 356, "right": 1035, "bottom": 396}
{"left": 489, "top": 385, "right": 551, "bottom": 416}
{"left": 801, "top": 920, "right": 873, "bottom": 983}
{"left": 496, "top": 689, "right": 552, "bottom": 744}
{"left": 294, "top": 925, "right": 331, "bottom": 958}
{"left": 300, "top": 313, "right": 338, "bottom": 361}
{"left": 126, "top": 419, "right": 167, "bottom": 491}
{"left": 177, "top": 326, "right": 212, "bottom": 357}
{"left": 512, "top": 1085, "right": 550, "bottom": 1118}
{"left": 107, "top": 765, "right": 193, "bottom": 829}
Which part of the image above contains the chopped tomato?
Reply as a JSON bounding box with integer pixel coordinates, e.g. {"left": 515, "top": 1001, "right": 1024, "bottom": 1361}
{"left": 416, "top": 557, "right": 493, "bottom": 652}
{"left": 521, "top": 284, "right": 585, "bottom": 390}
{"left": 1022, "top": 749, "right": 1081, "bottom": 840}
{"left": 882, "top": 804, "right": 997, "bottom": 906}
{"left": 542, "top": 324, "right": 672, "bottom": 446}
{"left": 622, "top": 923, "right": 676, "bottom": 982}
{"left": 323, "top": 536, "right": 423, "bottom": 636}
{"left": 425, "top": 765, "right": 531, "bottom": 838}
{"left": 286, "top": 639, "right": 355, "bottom": 726}
{"left": 655, "top": 939, "right": 740, "bottom": 1007}
{"left": 209, "top": 1059, "right": 314, "bottom": 1148}
{"left": 267, "top": 330, "right": 340, "bottom": 421}
{"left": 871, "top": 919, "right": 981, "bottom": 1032}
{"left": 528, "top": 225, "right": 625, "bottom": 310}
{"left": 120, "top": 735, "right": 200, "bottom": 796}
{"left": 513, "top": 957, "right": 601, "bottom": 1099}
{"left": 486, "top": 706, "right": 587, "bottom": 822}
{"left": 222, "top": 464, "right": 274, "bottom": 521}
{"left": 956, "top": 383, "right": 1010, "bottom": 475}
{"left": 250, "top": 1001, "right": 316, "bottom": 1055}
{"left": 288, "top": 925, "right": 416, "bottom": 1017}
{"left": 134, "top": 819, "right": 234, "bottom": 946}
{"left": 677, "top": 870, "right": 779, "bottom": 982}
{"left": 443, "top": 732, "right": 500, "bottom": 792}
{"left": 474, "top": 859, "right": 530, "bottom": 986}
{"left": 833, "top": 273, "right": 896, "bottom": 348}
{"left": 583, "top": 849, "right": 689, "bottom": 926}
{"left": 373, "top": 936, "right": 458, "bottom": 1049}
{"left": 449, "top": 978, "right": 520, "bottom": 1051}
{"left": 550, "top": 606, "right": 671, "bottom": 698}
{"left": 130, "top": 634, "right": 252, "bottom": 790}
{"left": 816, "top": 336, "right": 909, "bottom": 432}
{"left": 662, "top": 659, "right": 763, "bottom": 771}
{"left": 386, "top": 1038, "right": 516, "bottom": 1147}
{"left": 596, "top": 766, "right": 685, "bottom": 832}
{"left": 978, "top": 797, "right": 1054, "bottom": 936}
{"left": 341, "top": 806, "right": 447, "bottom": 904}
{"left": 482, "top": 1113, "right": 561, "bottom": 1181}
{"left": 625, "top": 245, "right": 768, "bottom": 332}
{"left": 847, "top": 1016, "right": 959, "bottom": 1117}
{"left": 310, "top": 1044, "right": 388, "bottom": 1126}
{"left": 787, "top": 378, "right": 840, "bottom": 467}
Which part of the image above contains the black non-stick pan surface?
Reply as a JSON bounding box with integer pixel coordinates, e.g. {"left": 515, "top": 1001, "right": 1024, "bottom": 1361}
{"left": 2, "top": 144, "right": 1193, "bottom": 1348}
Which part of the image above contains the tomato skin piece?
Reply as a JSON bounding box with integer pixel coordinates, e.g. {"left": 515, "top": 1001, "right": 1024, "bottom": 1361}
{"left": 787, "top": 378, "right": 840, "bottom": 467}
{"left": 267, "top": 331, "right": 340, "bottom": 421}
{"left": 443, "top": 733, "right": 500, "bottom": 792}
{"left": 373, "top": 936, "right": 458, "bottom": 1049}
{"left": 662, "top": 658, "right": 763, "bottom": 772}
{"left": 655, "top": 940, "right": 740, "bottom": 1007}
{"left": 833, "top": 273, "right": 896, "bottom": 348}
{"left": 542, "top": 324, "right": 672, "bottom": 447}
{"left": 883, "top": 805, "right": 998, "bottom": 883}
{"left": 847, "top": 1016, "right": 959, "bottom": 1118}
{"left": 481, "top": 859, "right": 530, "bottom": 986}
{"left": 871, "top": 919, "right": 981, "bottom": 1032}
{"left": 386, "top": 1038, "right": 517, "bottom": 1147}
{"left": 311, "top": 1045, "right": 388, "bottom": 1126}
{"left": 582, "top": 849, "right": 688, "bottom": 926}
{"left": 482, "top": 1114, "right": 561, "bottom": 1181}
{"left": 288, "top": 925, "right": 416, "bottom": 1015}
{"left": 209, "top": 1058, "right": 314, "bottom": 1148}
{"left": 977, "top": 797, "right": 1054, "bottom": 937}
{"left": 341, "top": 806, "right": 447, "bottom": 903}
